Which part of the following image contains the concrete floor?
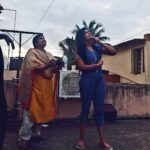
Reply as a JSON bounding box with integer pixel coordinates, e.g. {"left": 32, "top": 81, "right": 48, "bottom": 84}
{"left": 3, "top": 119, "right": 150, "bottom": 150}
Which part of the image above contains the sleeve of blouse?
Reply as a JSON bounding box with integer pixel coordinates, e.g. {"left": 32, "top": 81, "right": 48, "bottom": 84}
{"left": 94, "top": 44, "right": 104, "bottom": 53}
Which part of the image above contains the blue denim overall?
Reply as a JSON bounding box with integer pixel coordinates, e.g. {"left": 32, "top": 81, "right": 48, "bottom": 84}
{"left": 79, "top": 44, "right": 105, "bottom": 125}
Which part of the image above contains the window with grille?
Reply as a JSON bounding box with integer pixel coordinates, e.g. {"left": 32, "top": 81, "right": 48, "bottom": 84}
{"left": 131, "top": 47, "right": 145, "bottom": 74}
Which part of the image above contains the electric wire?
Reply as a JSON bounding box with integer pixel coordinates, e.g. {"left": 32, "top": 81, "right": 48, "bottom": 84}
{"left": 22, "top": 0, "right": 55, "bottom": 46}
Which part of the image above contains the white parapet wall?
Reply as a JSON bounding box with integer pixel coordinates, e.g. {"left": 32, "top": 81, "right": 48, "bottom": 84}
{"left": 105, "top": 83, "right": 150, "bottom": 118}
{"left": 4, "top": 79, "right": 150, "bottom": 118}
{"left": 4, "top": 70, "right": 17, "bottom": 80}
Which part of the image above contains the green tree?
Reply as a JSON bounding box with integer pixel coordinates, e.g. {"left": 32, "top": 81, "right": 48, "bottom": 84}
{"left": 59, "top": 37, "right": 76, "bottom": 70}
{"left": 72, "top": 20, "right": 110, "bottom": 42}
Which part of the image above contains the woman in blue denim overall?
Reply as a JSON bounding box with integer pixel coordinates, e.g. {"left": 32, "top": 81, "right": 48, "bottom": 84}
{"left": 75, "top": 28, "right": 117, "bottom": 150}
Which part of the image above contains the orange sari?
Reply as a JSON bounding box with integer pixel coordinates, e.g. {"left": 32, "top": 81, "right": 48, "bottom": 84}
{"left": 19, "top": 48, "right": 56, "bottom": 123}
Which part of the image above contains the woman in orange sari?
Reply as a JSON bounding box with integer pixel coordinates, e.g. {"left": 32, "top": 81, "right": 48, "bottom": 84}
{"left": 18, "top": 34, "right": 58, "bottom": 149}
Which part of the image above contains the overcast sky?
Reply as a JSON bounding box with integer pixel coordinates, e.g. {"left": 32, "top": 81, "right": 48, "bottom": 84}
{"left": 0, "top": 0, "right": 150, "bottom": 57}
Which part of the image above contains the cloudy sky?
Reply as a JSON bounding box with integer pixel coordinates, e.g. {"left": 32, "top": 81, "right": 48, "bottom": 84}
{"left": 0, "top": 0, "right": 150, "bottom": 57}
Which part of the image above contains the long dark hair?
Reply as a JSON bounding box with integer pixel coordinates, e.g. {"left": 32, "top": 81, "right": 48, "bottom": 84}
{"left": 75, "top": 27, "right": 87, "bottom": 63}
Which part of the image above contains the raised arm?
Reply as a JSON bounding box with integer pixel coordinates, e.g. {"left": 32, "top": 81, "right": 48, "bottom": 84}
{"left": 94, "top": 37, "right": 117, "bottom": 55}
{"left": 0, "top": 34, "right": 15, "bottom": 49}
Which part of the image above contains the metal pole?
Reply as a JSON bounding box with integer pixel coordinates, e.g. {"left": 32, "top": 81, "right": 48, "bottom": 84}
{"left": 16, "top": 33, "right": 22, "bottom": 78}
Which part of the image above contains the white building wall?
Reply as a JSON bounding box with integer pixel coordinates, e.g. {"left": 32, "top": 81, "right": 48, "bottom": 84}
{"left": 102, "top": 44, "right": 146, "bottom": 84}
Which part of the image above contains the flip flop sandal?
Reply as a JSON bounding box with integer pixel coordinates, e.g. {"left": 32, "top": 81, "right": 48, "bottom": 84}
{"left": 75, "top": 143, "right": 85, "bottom": 149}
{"left": 99, "top": 143, "right": 113, "bottom": 150}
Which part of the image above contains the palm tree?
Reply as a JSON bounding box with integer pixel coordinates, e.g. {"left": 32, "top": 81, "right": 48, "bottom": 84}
{"left": 59, "top": 37, "right": 76, "bottom": 69}
{"left": 72, "top": 20, "right": 110, "bottom": 42}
